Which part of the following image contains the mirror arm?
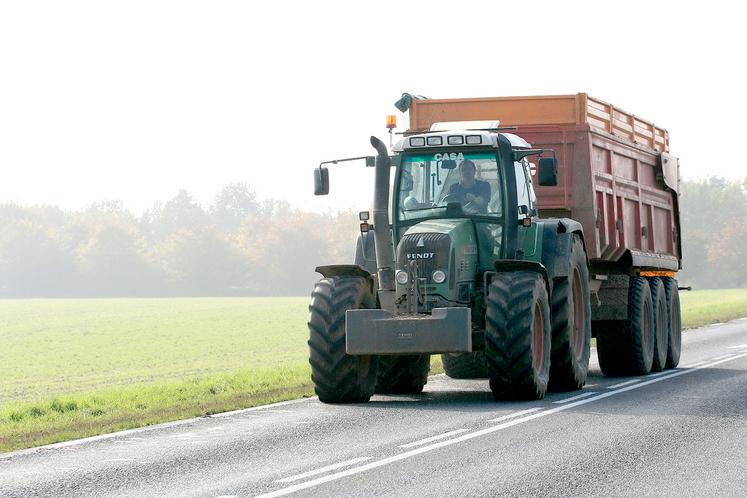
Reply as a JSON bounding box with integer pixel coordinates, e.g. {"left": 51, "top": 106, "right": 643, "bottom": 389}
{"left": 319, "top": 155, "right": 373, "bottom": 168}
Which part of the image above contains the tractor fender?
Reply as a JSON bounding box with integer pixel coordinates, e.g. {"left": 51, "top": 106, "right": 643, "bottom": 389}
{"left": 542, "top": 219, "right": 587, "bottom": 280}
{"left": 315, "top": 264, "right": 372, "bottom": 280}
{"left": 492, "top": 260, "right": 550, "bottom": 296}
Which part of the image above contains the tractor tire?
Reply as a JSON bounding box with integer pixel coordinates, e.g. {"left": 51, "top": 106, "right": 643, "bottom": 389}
{"left": 485, "top": 271, "right": 551, "bottom": 400}
{"left": 441, "top": 352, "right": 488, "bottom": 379}
{"left": 375, "top": 355, "right": 430, "bottom": 394}
{"left": 548, "top": 235, "right": 591, "bottom": 392}
{"left": 308, "top": 276, "right": 379, "bottom": 403}
{"left": 648, "top": 277, "right": 670, "bottom": 373}
{"left": 596, "top": 276, "right": 655, "bottom": 376}
{"left": 662, "top": 277, "right": 682, "bottom": 369}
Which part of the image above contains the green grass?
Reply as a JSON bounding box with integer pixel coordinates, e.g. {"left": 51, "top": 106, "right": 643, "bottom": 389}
{"left": 680, "top": 289, "right": 747, "bottom": 328}
{"left": 1, "top": 289, "right": 745, "bottom": 453}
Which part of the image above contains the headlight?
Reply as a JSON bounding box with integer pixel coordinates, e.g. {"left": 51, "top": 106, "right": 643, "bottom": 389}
{"left": 396, "top": 270, "right": 409, "bottom": 285}
{"left": 432, "top": 270, "right": 447, "bottom": 284}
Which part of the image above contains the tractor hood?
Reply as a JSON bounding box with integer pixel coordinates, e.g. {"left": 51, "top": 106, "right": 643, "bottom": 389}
{"left": 395, "top": 219, "right": 479, "bottom": 304}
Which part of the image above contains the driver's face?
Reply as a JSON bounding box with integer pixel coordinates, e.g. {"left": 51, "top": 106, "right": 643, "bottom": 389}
{"left": 460, "top": 165, "right": 475, "bottom": 183}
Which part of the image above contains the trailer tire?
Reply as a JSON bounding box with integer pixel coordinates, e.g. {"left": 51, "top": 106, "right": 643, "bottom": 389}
{"left": 596, "top": 276, "right": 655, "bottom": 376}
{"left": 662, "top": 277, "right": 682, "bottom": 369}
{"left": 486, "top": 271, "right": 551, "bottom": 400}
{"left": 308, "top": 276, "right": 379, "bottom": 403}
{"left": 375, "top": 355, "right": 430, "bottom": 394}
{"left": 648, "top": 277, "right": 669, "bottom": 372}
{"left": 548, "top": 235, "right": 591, "bottom": 392}
{"left": 441, "top": 352, "right": 488, "bottom": 379}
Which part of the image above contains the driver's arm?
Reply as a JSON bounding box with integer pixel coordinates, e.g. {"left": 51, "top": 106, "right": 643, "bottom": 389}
{"left": 469, "top": 182, "right": 491, "bottom": 208}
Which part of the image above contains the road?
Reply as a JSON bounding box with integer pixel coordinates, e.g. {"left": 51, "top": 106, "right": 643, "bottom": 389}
{"left": 2, "top": 320, "right": 746, "bottom": 497}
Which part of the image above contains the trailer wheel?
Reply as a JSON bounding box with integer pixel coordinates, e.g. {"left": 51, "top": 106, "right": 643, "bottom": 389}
{"left": 548, "top": 235, "right": 591, "bottom": 392}
{"left": 486, "top": 271, "right": 551, "bottom": 400}
{"left": 662, "top": 277, "right": 682, "bottom": 368}
{"left": 441, "top": 352, "right": 488, "bottom": 379}
{"left": 308, "top": 276, "right": 379, "bottom": 403}
{"left": 648, "top": 277, "right": 670, "bottom": 372}
{"left": 597, "top": 276, "right": 655, "bottom": 376}
{"left": 375, "top": 355, "right": 430, "bottom": 394}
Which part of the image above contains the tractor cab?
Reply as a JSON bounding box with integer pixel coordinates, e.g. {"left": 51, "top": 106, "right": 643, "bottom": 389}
{"left": 388, "top": 123, "right": 556, "bottom": 313}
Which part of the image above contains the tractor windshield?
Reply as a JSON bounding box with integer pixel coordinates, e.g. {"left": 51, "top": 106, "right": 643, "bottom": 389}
{"left": 397, "top": 151, "right": 503, "bottom": 221}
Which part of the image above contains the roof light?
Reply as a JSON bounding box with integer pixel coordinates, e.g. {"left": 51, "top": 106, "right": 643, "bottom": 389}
{"left": 466, "top": 135, "right": 482, "bottom": 145}
{"left": 409, "top": 137, "right": 426, "bottom": 147}
{"left": 386, "top": 115, "right": 397, "bottom": 129}
{"left": 426, "top": 136, "right": 443, "bottom": 146}
{"left": 447, "top": 135, "right": 464, "bottom": 145}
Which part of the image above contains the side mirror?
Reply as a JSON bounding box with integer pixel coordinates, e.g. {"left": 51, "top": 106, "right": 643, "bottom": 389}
{"left": 538, "top": 157, "right": 558, "bottom": 186}
{"left": 314, "top": 167, "right": 329, "bottom": 195}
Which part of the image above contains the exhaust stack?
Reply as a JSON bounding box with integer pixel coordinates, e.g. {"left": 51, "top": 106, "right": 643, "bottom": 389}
{"left": 370, "top": 136, "right": 396, "bottom": 311}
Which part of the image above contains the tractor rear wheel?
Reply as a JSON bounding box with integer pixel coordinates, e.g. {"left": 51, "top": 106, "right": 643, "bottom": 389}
{"left": 441, "top": 352, "right": 488, "bottom": 379}
{"left": 486, "top": 271, "right": 551, "bottom": 400}
{"left": 662, "top": 277, "right": 682, "bottom": 368}
{"left": 375, "top": 355, "right": 430, "bottom": 394}
{"left": 648, "top": 277, "right": 670, "bottom": 373}
{"left": 548, "top": 235, "right": 591, "bottom": 392}
{"left": 596, "top": 276, "right": 655, "bottom": 376}
{"left": 308, "top": 276, "right": 379, "bottom": 403}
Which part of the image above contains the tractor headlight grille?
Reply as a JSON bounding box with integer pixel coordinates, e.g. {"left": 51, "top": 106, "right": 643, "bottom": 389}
{"left": 397, "top": 233, "right": 451, "bottom": 283}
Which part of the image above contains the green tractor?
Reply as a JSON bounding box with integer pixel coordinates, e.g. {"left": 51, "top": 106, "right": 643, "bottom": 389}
{"left": 309, "top": 126, "right": 591, "bottom": 402}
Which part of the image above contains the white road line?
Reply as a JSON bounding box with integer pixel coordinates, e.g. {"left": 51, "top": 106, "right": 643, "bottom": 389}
{"left": 711, "top": 354, "right": 735, "bottom": 361}
{"left": 276, "top": 457, "right": 372, "bottom": 483}
{"left": 682, "top": 361, "right": 707, "bottom": 368}
{"left": 398, "top": 429, "right": 469, "bottom": 449}
{"left": 607, "top": 379, "right": 642, "bottom": 389}
{"left": 648, "top": 370, "right": 674, "bottom": 378}
{"left": 102, "top": 458, "right": 134, "bottom": 462}
{"left": 488, "top": 407, "right": 542, "bottom": 423}
{"left": 552, "top": 391, "right": 597, "bottom": 404}
{"left": 727, "top": 344, "right": 747, "bottom": 349}
{"left": 255, "top": 352, "right": 747, "bottom": 498}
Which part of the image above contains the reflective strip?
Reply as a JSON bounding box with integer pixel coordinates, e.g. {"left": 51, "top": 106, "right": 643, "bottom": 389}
{"left": 638, "top": 270, "right": 676, "bottom": 277}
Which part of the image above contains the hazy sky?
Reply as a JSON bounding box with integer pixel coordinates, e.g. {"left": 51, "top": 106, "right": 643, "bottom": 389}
{"left": 1, "top": 1, "right": 744, "bottom": 214}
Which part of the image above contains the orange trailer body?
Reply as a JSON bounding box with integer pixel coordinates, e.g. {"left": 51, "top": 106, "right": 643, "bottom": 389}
{"left": 407, "top": 93, "right": 681, "bottom": 272}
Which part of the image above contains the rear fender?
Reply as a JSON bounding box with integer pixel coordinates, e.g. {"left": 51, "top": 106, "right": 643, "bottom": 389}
{"left": 491, "top": 260, "right": 550, "bottom": 296}
{"left": 542, "top": 219, "right": 587, "bottom": 280}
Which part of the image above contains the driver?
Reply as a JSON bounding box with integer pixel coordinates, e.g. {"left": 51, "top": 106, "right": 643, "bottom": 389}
{"left": 447, "top": 160, "right": 491, "bottom": 212}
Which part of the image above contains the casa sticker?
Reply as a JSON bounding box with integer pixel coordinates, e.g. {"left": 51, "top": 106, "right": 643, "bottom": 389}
{"left": 433, "top": 152, "right": 465, "bottom": 162}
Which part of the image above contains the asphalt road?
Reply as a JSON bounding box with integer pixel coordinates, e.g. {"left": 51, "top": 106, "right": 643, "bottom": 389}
{"left": 2, "top": 320, "right": 746, "bottom": 498}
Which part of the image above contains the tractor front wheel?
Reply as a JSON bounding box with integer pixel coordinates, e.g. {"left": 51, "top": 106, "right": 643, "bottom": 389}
{"left": 308, "top": 276, "right": 379, "bottom": 403}
{"left": 486, "top": 271, "right": 551, "bottom": 400}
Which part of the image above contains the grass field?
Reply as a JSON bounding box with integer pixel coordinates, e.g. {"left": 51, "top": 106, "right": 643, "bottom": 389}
{"left": 2, "top": 289, "right": 746, "bottom": 452}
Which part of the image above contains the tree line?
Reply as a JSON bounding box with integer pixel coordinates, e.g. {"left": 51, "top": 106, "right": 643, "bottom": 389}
{"left": 0, "top": 183, "right": 359, "bottom": 297}
{"left": 0, "top": 178, "right": 744, "bottom": 297}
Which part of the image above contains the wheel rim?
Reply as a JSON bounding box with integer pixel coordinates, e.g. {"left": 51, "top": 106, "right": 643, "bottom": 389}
{"left": 532, "top": 303, "right": 545, "bottom": 373}
{"left": 571, "top": 268, "right": 585, "bottom": 360}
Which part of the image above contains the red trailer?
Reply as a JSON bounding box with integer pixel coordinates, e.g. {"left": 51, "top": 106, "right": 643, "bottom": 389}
{"left": 408, "top": 93, "right": 682, "bottom": 276}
